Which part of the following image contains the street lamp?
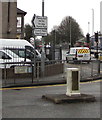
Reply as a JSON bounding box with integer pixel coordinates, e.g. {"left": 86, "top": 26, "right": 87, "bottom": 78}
{"left": 88, "top": 22, "right": 90, "bottom": 34}
{"left": 92, "top": 9, "right": 94, "bottom": 36}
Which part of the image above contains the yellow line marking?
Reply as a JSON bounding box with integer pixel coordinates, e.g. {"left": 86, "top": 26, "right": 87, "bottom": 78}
{"left": 0, "top": 84, "right": 66, "bottom": 91}
{"left": 0, "top": 79, "right": 102, "bottom": 91}
{"left": 81, "top": 79, "right": 102, "bottom": 84}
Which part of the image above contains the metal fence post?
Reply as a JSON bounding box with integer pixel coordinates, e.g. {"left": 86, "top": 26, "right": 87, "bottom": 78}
{"left": 37, "top": 62, "right": 40, "bottom": 80}
{"left": 80, "top": 60, "right": 82, "bottom": 79}
{"left": 98, "top": 60, "right": 100, "bottom": 75}
{"left": 91, "top": 60, "right": 93, "bottom": 77}
{"left": 4, "top": 64, "right": 7, "bottom": 85}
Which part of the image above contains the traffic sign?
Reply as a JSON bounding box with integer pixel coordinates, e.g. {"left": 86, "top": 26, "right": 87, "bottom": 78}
{"left": 31, "top": 14, "right": 36, "bottom": 27}
{"left": 31, "top": 14, "right": 48, "bottom": 36}
{"left": 32, "top": 15, "right": 47, "bottom": 28}
{"left": 34, "top": 28, "right": 47, "bottom": 36}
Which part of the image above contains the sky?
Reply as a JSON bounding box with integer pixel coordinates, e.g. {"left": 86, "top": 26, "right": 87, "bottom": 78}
{"left": 17, "top": 0, "right": 101, "bottom": 36}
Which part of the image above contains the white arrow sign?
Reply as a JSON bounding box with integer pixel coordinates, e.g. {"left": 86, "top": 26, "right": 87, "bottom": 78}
{"left": 33, "top": 15, "right": 47, "bottom": 28}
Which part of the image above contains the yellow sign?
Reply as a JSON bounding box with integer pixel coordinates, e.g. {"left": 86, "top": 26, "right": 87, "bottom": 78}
{"left": 77, "top": 49, "right": 89, "bottom": 54}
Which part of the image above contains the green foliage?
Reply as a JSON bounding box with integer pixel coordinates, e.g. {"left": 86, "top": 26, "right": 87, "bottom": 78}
{"left": 44, "top": 16, "right": 84, "bottom": 47}
{"left": 24, "top": 24, "right": 33, "bottom": 42}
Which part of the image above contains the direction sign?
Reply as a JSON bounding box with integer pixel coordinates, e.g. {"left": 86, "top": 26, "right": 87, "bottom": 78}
{"left": 33, "top": 15, "right": 47, "bottom": 28}
{"left": 31, "top": 14, "right": 48, "bottom": 36}
{"left": 34, "top": 28, "right": 47, "bottom": 36}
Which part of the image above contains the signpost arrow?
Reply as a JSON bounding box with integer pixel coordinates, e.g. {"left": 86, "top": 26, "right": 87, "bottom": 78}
{"left": 31, "top": 14, "right": 36, "bottom": 27}
{"left": 32, "top": 14, "right": 47, "bottom": 29}
{"left": 34, "top": 16, "right": 47, "bottom": 28}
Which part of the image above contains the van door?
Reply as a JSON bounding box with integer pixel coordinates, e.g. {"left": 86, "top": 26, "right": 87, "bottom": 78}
{"left": 77, "top": 49, "right": 90, "bottom": 60}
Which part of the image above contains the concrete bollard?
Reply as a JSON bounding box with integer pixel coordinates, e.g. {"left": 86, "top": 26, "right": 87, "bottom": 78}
{"left": 66, "top": 68, "right": 80, "bottom": 96}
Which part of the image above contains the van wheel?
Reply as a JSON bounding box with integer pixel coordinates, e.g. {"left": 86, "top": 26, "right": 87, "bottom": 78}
{"left": 10, "top": 66, "right": 15, "bottom": 68}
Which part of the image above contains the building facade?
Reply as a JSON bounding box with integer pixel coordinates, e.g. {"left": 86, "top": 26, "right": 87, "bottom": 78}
{"left": 0, "top": 2, "right": 2, "bottom": 38}
{"left": 0, "top": 1, "right": 26, "bottom": 39}
{"left": 17, "top": 8, "right": 27, "bottom": 39}
{"left": 100, "top": 1, "right": 102, "bottom": 34}
{"left": 0, "top": 1, "right": 17, "bottom": 39}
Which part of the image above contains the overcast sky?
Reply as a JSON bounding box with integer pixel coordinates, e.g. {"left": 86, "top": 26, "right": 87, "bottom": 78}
{"left": 17, "top": 0, "right": 101, "bottom": 36}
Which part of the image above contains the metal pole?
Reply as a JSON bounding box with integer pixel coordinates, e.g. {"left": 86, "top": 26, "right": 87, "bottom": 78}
{"left": 98, "top": 60, "right": 100, "bottom": 75}
{"left": 41, "top": 0, "right": 45, "bottom": 77}
{"left": 96, "top": 41, "right": 98, "bottom": 59}
{"left": 53, "top": 30, "right": 56, "bottom": 60}
{"left": 33, "top": 31, "right": 36, "bottom": 79}
{"left": 31, "top": 14, "right": 36, "bottom": 81}
{"left": 92, "top": 9, "right": 94, "bottom": 36}
{"left": 31, "top": 28, "right": 36, "bottom": 82}
{"left": 42, "top": 0, "right": 44, "bottom": 16}
{"left": 88, "top": 22, "right": 90, "bottom": 34}
{"left": 69, "top": 17, "right": 71, "bottom": 48}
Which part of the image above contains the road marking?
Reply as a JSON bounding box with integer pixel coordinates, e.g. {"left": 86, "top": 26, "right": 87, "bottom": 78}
{"left": 81, "top": 79, "right": 102, "bottom": 84}
{"left": 0, "top": 84, "right": 66, "bottom": 91}
{"left": 0, "top": 79, "right": 102, "bottom": 91}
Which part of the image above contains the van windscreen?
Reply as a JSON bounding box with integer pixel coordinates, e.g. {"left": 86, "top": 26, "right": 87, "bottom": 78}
{"left": 7, "top": 48, "right": 39, "bottom": 60}
{"left": 70, "top": 49, "right": 76, "bottom": 54}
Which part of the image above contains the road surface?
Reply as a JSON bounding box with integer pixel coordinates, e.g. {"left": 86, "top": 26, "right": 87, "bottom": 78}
{"left": 1, "top": 80, "right": 101, "bottom": 118}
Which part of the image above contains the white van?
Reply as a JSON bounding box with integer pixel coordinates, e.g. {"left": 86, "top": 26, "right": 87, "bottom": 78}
{"left": 0, "top": 49, "right": 30, "bottom": 68}
{"left": 66, "top": 47, "right": 91, "bottom": 62}
{"left": 0, "top": 39, "right": 41, "bottom": 61}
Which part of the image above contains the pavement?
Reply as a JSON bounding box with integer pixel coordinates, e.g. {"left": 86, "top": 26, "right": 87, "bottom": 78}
{"left": 2, "top": 73, "right": 102, "bottom": 88}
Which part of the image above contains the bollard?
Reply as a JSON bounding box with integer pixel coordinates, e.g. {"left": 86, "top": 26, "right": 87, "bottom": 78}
{"left": 66, "top": 68, "right": 80, "bottom": 96}
{"left": 42, "top": 68, "right": 96, "bottom": 103}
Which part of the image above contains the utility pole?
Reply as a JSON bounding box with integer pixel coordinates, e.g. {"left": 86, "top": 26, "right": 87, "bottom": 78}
{"left": 95, "top": 32, "right": 99, "bottom": 59}
{"left": 69, "top": 16, "right": 71, "bottom": 49}
{"left": 41, "top": 0, "right": 45, "bottom": 77}
{"left": 31, "top": 14, "right": 36, "bottom": 82}
{"left": 88, "top": 22, "right": 90, "bottom": 34}
{"left": 92, "top": 9, "right": 94, "bottom": 36}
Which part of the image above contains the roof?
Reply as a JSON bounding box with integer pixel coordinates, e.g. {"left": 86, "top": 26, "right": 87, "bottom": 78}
{"left": 17, "top": 8, "right": 27, "bottom": 16}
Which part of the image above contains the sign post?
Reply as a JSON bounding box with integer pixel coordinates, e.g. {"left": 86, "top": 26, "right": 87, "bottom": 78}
{"left": 31, "top": 15, "right": 36, "bottom": 81}
{"left": 31, "top": 0, "right": 47, "bottom": 77}
{"left": 41, "top": 0, "right": 45, "bottom": 77}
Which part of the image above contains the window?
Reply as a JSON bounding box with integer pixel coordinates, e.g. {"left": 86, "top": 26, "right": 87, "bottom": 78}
{"left": 8, "top": 48, "right": 39, "bottom": 60}
{"left": 0, "top": 51, "right": 11, "bottom": 59}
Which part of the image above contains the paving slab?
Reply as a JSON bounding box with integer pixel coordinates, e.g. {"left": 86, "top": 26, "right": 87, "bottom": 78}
{"left": 42, "top": 93, "right": 96, "bottom": 104}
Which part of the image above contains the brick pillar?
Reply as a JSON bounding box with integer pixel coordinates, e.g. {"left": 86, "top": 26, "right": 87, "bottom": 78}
{"left": 100, "top": 1, "right": 102, "bottom": 34}
{"left": 0, "top": 2, "right": 2, "bottom": 38}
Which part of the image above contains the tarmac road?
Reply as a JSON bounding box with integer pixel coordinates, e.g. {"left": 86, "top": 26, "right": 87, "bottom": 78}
{"left": 1, "top": 80, "right": 101, "bottom": 119}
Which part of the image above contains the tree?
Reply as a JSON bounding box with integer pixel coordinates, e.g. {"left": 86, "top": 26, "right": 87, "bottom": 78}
{"left": 44, "top": 16, "right": 84, "bottom": 47}
{"left": 57, "top": 16, "right": 84, "bottom": 46}
{"left": 24, "top": 24, "right": 33, "bottom": 42}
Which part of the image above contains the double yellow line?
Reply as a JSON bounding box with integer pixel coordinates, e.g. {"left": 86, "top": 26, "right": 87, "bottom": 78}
{"left": 0, "top": 79, "right": 102, "bottom": 91}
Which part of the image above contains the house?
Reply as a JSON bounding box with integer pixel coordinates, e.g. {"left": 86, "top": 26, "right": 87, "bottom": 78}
{"left": 100, "top": 1, "right": 102, "bottom": 34}
{"left": 0, "top": 1, "right": 27, "bottom": 39}
{"left": 17, "top": 8, "right": 27, "bottom": 39}
{"left": 0, "top": 1, "right": 17, "bottom": 38}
